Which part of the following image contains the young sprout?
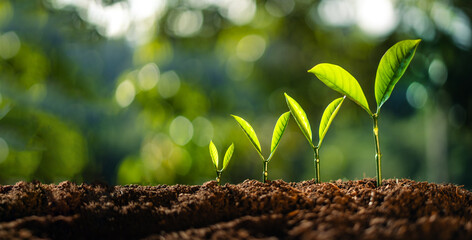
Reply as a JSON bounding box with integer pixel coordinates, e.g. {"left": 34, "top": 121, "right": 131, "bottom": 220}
{"left": 209, "top": 141, "right": 234, "bottom": 185}
{"left": 232, "top": 112, "right": 290, "bottom": 183}
{"left": 308, "top": 39, "right": 421, "bottom": 186}
{"left": 285, "top": 93, "right": 345, "bottom": 184}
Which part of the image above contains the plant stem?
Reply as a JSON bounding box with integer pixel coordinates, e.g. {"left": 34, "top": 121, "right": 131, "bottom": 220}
{"left": 216, "top": 171, "right": 222, "bottom": 185}
{"left": 262, "top": 160, "right": 268, "bottom": 183}
{"left": 314, "top": 147, "right": 320, "bottom": 184}
{"left": 372, "top": 114, "right": 382, "bottom": 187}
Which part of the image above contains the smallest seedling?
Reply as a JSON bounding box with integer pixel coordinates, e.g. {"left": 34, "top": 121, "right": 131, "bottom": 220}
{"left": 209, "top": 141, "right": 234, "bottom": 185}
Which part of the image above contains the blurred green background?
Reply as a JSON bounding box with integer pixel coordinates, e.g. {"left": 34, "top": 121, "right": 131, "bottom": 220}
{"left": 0, "top": 0, "right": 471, "bottom": 187}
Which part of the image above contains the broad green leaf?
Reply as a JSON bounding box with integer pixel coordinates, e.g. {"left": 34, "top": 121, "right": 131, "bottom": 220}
{"left": 270, "top": 111, "right": 290, "bottom": 154}
{"left": 375, "top": 39, "right": 421, "bottom": 112}
{"left": 222, "top": 143, "right": 234, "bottom": 171}
{"left": 284, "top": 93, "right": 313, "bottom": 148}
{"left": 318, "top": 96, "right": 345, "bottom": 147}
{"left": 209, "top": 141, "right": 219, "bottom": 169}
{"left": 308, "top": 64, "right": 372, "bottom": 115}
{"left": 231, "top": 115, "right": 263, "bottom": 158}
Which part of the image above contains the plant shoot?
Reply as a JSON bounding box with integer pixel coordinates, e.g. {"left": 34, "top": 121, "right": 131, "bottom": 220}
{"left": 308, "top": 39, "right": 421, "bottom": 186}
{"left": 232, "top": 112, "right": 290, "bottom": 183}
{"left": 285, "top": 93, "right": 345, "bottom": 183}
{"left": 209, "top": 141, "right": 234, "bottom": 185}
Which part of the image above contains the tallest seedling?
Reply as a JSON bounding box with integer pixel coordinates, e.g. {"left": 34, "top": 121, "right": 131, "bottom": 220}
{"left": 308, "top": 39, "right": 421, "bottom": 186}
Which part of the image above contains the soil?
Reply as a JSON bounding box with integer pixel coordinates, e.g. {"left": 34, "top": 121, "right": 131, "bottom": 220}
{"left": 0, "top": 179, "right": 471, "bottom": 240}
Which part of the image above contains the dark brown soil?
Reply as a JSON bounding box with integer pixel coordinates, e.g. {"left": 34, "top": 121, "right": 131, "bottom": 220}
{"left": 0, "top": 179, "right": 471, "bottom": 240}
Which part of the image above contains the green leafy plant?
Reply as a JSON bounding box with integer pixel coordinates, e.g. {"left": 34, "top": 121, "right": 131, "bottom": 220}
{"left": 232, "top": 112, "right": 290, "bottom": 183}
{"left": 285, "top": 93, "right": 345, "bottom": 183}
{"left": 308, "top": 39, "right": 421, "bottom": 186}
{"left": 209, "top": 141, "right": 234, "bottom": 185}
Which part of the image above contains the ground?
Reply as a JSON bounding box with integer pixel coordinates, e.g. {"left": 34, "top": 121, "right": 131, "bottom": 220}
{"left": 0, "top": 179, "right": 471, "bottom": 239}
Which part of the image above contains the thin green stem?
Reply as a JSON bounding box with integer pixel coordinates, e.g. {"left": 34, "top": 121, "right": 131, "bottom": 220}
{"left": 216, "top": 171, "right": 222, "bottom": 185}
{"left": 372, "top": 114, "right": 382, "bottom": 187}
{"left": 314, "top": 147, "right": 320, "bottom": 184}
{"left": 262, "top": 160, "right": 268, "bottom": 183}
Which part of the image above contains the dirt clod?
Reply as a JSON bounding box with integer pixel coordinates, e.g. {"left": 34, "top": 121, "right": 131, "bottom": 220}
{"left": 0, "top": 178, "right": 471, "bottom": 239}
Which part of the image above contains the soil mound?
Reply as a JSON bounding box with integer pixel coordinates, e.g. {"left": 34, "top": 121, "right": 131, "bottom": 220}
{"left": 0, "top": 179, "right": 471, "bottom": 239}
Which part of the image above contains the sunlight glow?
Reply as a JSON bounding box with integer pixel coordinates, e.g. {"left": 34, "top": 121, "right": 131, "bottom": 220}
{"left": 316, "top": 0, "right": 398, "bottom": 38}
{"left": 317, "top": 0, "right": 354, "bottom": 27}
{"left": 81, "top": 1, "right": 130, "bottom": 38}
{"left": 115, "top": 80, "right": 136, "bottom": 108}
{"left": 50, "top": 0, "right": 167, "bottom": 41}
{"left": 50, "top": 0, "right": 261, "bottom": 42}
{"left": 141, "top": 134, "right": 169, "bottom": 170}
{"left": 428, "top": 59, "right": 448, "bottom": 86}
{"left": 127, "top": 0, "right": 167, "bottom": 45}
{"left": 128, "top": 0, "right": 165, "bottom": 21}
{"left": 167, "top": 10, "right": 203, "bottom": 37}
{"left": 101, "top": 2, "right": 130, "bottom": 37}
{"left": 169, "top": 116, "right": 194, "bottom": 146}
{"left": 138, "top": 63, "right": 160, "bottom": 90}
{"left": 355, "top": 0, "right": 398, "bottom": 37}
{"left": 402, "top": 7, "right": 436, "bottom": 41}
{"left": 406, "top": 82, "right": 428, "bottom": 109}
{"left": 236, "top": 35, "right": 266, "bottom": 62}
{"left": 0, "top": 31, "right": 20, "bottom": 59}
{"left": 192, "top": 117, "right": 214, "bottom": 147}
{"left": 158, "top": 71, "right": 181, "bottom": 98}
{"left": 432, "top": 2, "right": 471, "bottom": 49}
{"left": 220, "top": 0, "right": 256, "bottom": 25}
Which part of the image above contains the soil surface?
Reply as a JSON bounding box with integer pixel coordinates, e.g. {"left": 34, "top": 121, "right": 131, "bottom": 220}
{"left": 0, "top": 179, "right": 471, "bottom": 239}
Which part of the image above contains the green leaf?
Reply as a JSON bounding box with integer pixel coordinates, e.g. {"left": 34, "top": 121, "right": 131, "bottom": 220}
{"left": 270, "top": 111, "right": 290, "bottom": 155}
{"left": 308, "top": 64, "right": 372, "bottom": 115}
{"left": 222, "top": 143, "right": 234, "bottom": 171}
{"left": 209, "top": 141, "right": 219, "bottom": 169}
{"left": 318, "top": 96, "right": 345, "bottom": 147}
{"left": 284, "top": 93, "right": 314, "bottom": 148}
{"left": 375, "top": 39, "right": 421, "bottom": 112}
{"left": 231, "top": 115, "right": 263, "bottom": 158}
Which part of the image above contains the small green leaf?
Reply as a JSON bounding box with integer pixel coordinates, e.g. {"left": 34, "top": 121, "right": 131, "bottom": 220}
{"left": 284, "top": 93, "right": 314, "bottom": 148}
{"left": 308, "top": 64, "right": 372, "bottom": 115}
{"left": 375, "top": 39, "right": 421, "bottom": 112}
{"left": 209, "top": 141, "right": 219, "bottom": 169}
{"left": 318, "top": 96, "right": 345, "bottom": 147}
{"left": 222, "top": 143, "right": 234, "bottom": 171}
{"left": 231, "top": 115, "right": 263, "bottom": 158}
{"left": 270, "top": 111, "right": 290, "bottom": 155}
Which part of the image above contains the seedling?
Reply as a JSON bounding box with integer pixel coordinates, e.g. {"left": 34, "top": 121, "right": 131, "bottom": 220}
{"left": 308, "top": 39, "right": 421, "bottom": 186}
{"left": 209, "top": 141, "right": 234, "bottom": 185}
{"left": 285, "top": 93, "right": 345, "bottom": 184}
{"left": 232, "top": 112, "right": 290, "bottom": 183}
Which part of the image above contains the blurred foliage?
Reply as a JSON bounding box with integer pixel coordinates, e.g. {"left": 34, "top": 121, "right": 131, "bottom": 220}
{"left": 0, "top": 0, "right": 471, "bottom": 188}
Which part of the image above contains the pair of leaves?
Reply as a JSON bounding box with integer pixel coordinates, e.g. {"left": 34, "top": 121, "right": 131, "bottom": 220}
{"left": 308, "top": 39, "right": 421, "bottom": 115}
{"left": 285, "top": 93, "right": 344, "bottom": 149}
{"left": 209, "top": 141, "right": 234, "bottom": 171}
{"left": 232, "top": 112, "right": 290, "bottom": 162}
